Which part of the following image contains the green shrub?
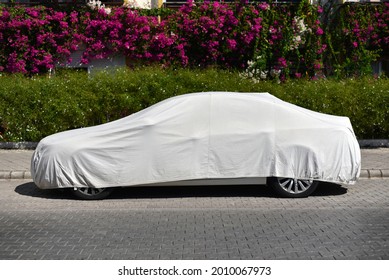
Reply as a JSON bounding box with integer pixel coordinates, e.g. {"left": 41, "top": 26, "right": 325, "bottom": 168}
{"left": 0, "top": 67, "right": 388, "bottom": 142}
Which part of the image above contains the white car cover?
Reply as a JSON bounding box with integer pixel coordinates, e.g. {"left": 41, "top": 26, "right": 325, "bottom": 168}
{"left": 31, "top": 92, "right": 361, "bottom": 189}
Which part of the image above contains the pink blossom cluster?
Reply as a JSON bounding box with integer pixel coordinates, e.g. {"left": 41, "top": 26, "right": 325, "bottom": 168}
{"left": 341, "top": 3, "right": 388, "bottom": 53}
{"left": 0, "top": 7, "right": 80, "bottom": 73}
{"left": 80, "top": 8, "right": 175, "bottom": 64}
{"left": 371, "top": 3, "right": 389, "bottom": 50}
{"left": 334, "top": 3, "right": 388, "bottom": 75}
{"left": 164, "top": 2, "right": 261, "bottom": 68}
{"left": 0, "top": 2, "right": 387, "bottom": 77}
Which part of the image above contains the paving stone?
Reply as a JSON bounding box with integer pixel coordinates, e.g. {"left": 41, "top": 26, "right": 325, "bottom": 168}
{"left": 10, "top": 171, "right": 25, "bottom": 179}
{"left": 360, "top": 169, "right": 369, "bottom": 178}
{"left": 381, "top": 169, "right": 389, "bottom": 178}
{"left": 369, "top": 169, "right": 383, "bottom": 178}
{"left": 0, "top": 179, "right": 388, "bottom": 259}
{"left": 0, "top": 172, "right": 10, "bottom": 179}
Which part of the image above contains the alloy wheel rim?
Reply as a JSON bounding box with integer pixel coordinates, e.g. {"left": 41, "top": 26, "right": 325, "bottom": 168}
{"left": 277, "top": 178, "right": 313, "bottom": 194}
{"left": 76, "top": 187, "right": 105, "bottom": 196}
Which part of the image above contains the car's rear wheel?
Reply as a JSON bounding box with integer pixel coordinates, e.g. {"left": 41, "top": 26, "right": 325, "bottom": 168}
{"left": 71, "top": 187, "right": 113, "bottom": 200}
{"left": 267, "top": 177, "right": 319, "bottom": 198}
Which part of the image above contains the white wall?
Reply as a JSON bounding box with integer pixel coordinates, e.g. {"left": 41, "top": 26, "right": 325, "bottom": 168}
{"left": 124, "top": 0, "right": 162, "bottom": 9}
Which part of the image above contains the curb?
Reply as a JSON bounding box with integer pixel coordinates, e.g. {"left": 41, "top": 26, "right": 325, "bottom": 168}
{"left": 0, "top": 169, "right": 387, "bottom": 180}
{"left": 0, "top": 171, "right": 31, "bottom": 180}
{"left": 1, "top": 140, "right": 389, "bottom": 150}
{"left": 0, "top": 142, "right": 38, "bottom": 150}
{"left": 358, "top": 139, "right": 389, "bottom": 148}
{"left": 359, "top": 169, "right": 389, "bottom": 179}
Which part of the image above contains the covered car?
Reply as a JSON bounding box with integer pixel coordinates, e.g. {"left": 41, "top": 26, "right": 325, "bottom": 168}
{"left": 31, "top": 92, "right": 361, "bottom": 199}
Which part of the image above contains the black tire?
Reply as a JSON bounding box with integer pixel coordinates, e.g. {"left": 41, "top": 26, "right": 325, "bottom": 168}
{"left": 71, "top": 187, "right": 114, "bottom": 200}
{"left": 267, "top": 177, "right": 319, "bottom": 198}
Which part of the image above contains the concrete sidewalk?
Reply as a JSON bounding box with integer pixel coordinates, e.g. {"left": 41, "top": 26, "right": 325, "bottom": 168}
{"left": 0, "top": 148, "right": 388, "bottom": 180}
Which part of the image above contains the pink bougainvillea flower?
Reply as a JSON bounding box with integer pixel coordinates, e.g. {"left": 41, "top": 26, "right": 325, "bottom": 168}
{"left": 278, "top": 57, "right": 288, "bottom": 68}
{"left": 226, "top": 39, "right": 237, "bottom": 50}
{"left": 316, "top": 27, "right": 324, "bottom": 36}
{"left": 314, "top": 62, "right": 322, "bottom": 70}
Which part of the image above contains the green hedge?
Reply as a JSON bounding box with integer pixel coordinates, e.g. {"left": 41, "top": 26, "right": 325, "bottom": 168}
{"left": 0, "top": 67, "right": 388, "bottom": 141}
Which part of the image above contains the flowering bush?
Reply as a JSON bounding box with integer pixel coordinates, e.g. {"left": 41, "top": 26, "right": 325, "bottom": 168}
{"left": 0, "top": 1, "right": 387, "bottom": 78}
{"left": 0, "top": 7, "right": 80, "bottom": 73}
{"left": 164, "top": 1, "right": 260, "bottom": 68}
{"left": 327, "top": 2, "right": 389, "bottom": 77}
{"left": 240, "top": 1, "right": 326, "bottom": 81}
{"left": 80, "top": 7, "right": 177, "bottom": 65}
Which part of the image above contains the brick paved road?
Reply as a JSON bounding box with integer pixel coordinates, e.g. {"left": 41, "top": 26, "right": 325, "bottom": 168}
{"left": 0, "top": 179, "right": 388, "bottom": 260}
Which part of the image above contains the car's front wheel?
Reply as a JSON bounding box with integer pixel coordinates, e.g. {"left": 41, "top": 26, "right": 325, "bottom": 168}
{"left": 71, "top": 187, "right": 113, "bottom": 200}
{"left": 267, "top": 177, "right": 319, "bottom": 198}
